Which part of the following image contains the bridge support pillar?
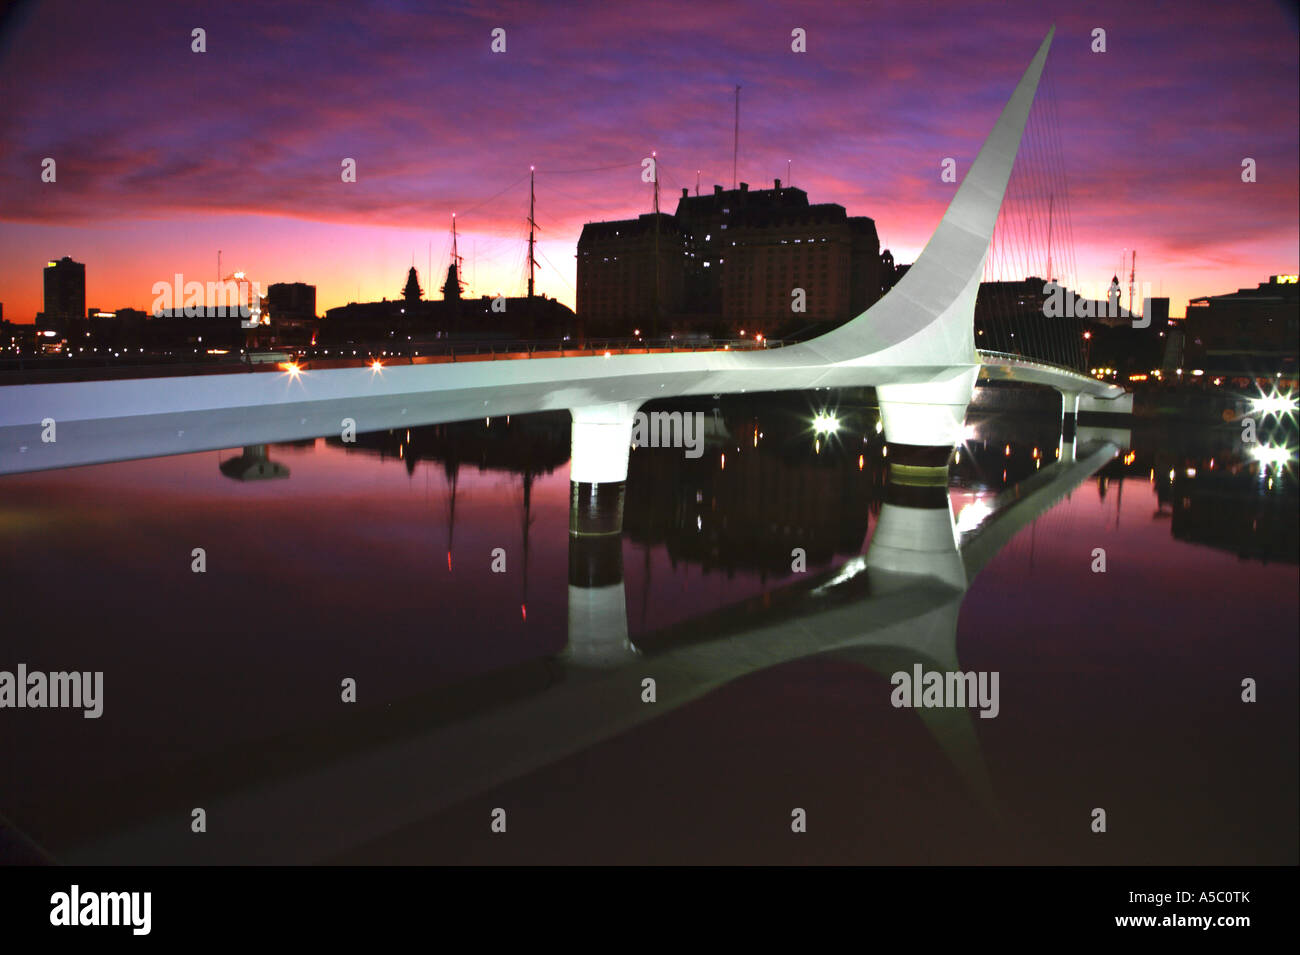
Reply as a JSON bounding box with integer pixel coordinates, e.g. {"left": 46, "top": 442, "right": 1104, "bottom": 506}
{"left": 570, "top": 402, "right": 639, "bottom": 485}
{"left": 876, "top": 367, "right": 979, "bottom": 449}
{"left": 564, "top": 403, "right": 637, "bottom": 667}
{"left": 866, "top": 447, "right": 966, "bottom": 590}
{"left": 1057, "top": 390, "right": 1080, "bottom": 438}
{"left": 1055, "top": 390, "right": 1080, "bottom": 463}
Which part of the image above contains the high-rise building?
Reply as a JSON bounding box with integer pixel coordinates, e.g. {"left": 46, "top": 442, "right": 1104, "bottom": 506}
{"left": 577, "top": 181, "right": 883, "bottom": 338}
{"left": 41, "top": 256, "right": 85, "bottom": 333}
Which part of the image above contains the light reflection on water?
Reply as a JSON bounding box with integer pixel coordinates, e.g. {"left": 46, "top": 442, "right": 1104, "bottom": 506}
{"left": 0, "top": 392, "right": 1295, "bottom": 864}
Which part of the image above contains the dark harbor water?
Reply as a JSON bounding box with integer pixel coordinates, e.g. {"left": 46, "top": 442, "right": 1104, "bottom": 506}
{"left": 1, "top": 387, "right": 1296, "bottom": 865}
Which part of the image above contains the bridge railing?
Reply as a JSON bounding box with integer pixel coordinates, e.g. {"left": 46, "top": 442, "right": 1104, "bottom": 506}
{"left": 0, "top": 336, "right": 794, "bottom": 385}
{"left": 309, "top": 336, "right": 790, "bottom": 361}
{"left": 978, "top": 349, "right": 1093, "bottom": 378}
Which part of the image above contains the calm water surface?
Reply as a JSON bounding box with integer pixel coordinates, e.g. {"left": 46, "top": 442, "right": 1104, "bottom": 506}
{"left": 2, "top": 390, "right": 1295, "bottom": 864}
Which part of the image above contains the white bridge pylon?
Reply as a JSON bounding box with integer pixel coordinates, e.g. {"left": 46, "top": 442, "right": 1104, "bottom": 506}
{"left": 0, "top": 26, "right": 1125, "bottom": 478}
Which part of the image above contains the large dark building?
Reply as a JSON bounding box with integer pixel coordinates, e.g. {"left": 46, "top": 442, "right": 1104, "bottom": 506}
{"left": 575, "top": 214, "right": 687, "bottom": 335}
{"left": 39, "top": 256, "right": 85, "bottom": 334}
{"left": 260, "top": 282, "right": 318, "bottom": 347}
{"left": 577, "top": 180, "right": 884, "bottom": 339}
{"left": 267, "top": 282, "right": 317, "bottom": 322}
{"left": 1184, "top": 274, "right": 1300, "bottom": 380}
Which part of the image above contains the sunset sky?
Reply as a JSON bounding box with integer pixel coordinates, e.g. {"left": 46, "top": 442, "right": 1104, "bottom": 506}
{"left": 1, "top": 0, "right": 1296, "bottom": 322}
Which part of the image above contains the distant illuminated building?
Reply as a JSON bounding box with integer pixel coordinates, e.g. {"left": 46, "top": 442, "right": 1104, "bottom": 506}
{"left": 40, "top": 256, "right": 85, "bottom": 337}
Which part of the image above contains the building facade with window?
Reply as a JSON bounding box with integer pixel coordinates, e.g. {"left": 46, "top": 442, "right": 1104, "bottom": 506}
{"left": 577, "top": 181, "right": 883, "bottom": 339}
{"left": 1185, "top": 274, "right": 1299, "bottom": 380}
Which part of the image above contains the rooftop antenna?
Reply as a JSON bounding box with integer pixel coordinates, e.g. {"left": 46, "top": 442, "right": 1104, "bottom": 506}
{"left": 695, "top": 169, "right": 700, "bottom": 196}
{"left": 527, "top": 166, "right": 537, "bottom": 299}
{"left": 732, "top": 85, "right": 741, "bottom": 189}
{"left": 787, "top": 158, "right": 791, "bottom": 187}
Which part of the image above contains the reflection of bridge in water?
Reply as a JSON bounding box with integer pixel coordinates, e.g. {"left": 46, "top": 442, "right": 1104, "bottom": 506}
{"left": 284, "top": 397, "right": 1089, "bottom": 581}
{"left": 59, "top": 408, "right": 1126, "bottom": 863}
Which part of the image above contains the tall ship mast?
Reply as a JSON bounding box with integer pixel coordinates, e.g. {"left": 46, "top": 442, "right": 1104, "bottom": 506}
{"left": 441, "top": 214, "right": 464, "bottom": 300}
{"left": 527, "top": 166, "right": 538, "bottom": 299}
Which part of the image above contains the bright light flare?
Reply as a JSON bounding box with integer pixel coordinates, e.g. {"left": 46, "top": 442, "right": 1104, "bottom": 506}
{"left": 1251, "top": 445, "right": 1294, "bottom": 467}
{"left": 812, "top": 412, "right": 839, "bottom": 434}
{"left": 1249, "top": 392, "right": 1298, "bottom": 417}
